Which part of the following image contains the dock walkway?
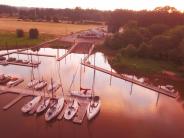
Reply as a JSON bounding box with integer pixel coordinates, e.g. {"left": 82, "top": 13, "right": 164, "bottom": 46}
{"left": 82, "top": 62, "right": 178, "bottom": 98}
{"left": 73, "top": 101, "right": 89, "bottom": 124}
{"left": 57, "top": 42, "right": 78, "bottom": 61}
{"left": 3, "top": 94, "right": 25, "bottom": 110}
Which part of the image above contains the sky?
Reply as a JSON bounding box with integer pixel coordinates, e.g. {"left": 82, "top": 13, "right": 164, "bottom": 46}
{"left": 0, "top": 0, "right": 184, "bottom": 11}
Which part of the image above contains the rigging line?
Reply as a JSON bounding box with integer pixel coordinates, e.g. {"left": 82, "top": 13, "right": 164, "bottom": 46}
{"left": 57, "top": 60, "right": 64, "bottom": 96}
{"left": 68, "top": 63, "right": 80, "bottom": 92}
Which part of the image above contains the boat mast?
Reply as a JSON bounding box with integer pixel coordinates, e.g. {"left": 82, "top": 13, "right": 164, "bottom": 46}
{"left": 57, "top": 61, "right": 64, "bottom": 96}
{"left": 80, "top": 59, "right": 82, "bottom": 90}
{"left": 51, "top": 77, "right": 54, "bottom": 98}
{"left": 92, "top": 54, "right": 96, "bottom": 98}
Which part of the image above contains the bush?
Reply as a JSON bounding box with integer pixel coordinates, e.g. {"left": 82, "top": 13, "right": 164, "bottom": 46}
{"left": 16, "top": 29, "right": 24, "bottom": 38}
{"left": 29, "top": 28, "right": 39, "bottom": 39}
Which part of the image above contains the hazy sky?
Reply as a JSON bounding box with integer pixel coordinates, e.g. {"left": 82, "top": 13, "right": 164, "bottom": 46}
{"left": 0, "top": 0, "right": 184, "bottom": 11}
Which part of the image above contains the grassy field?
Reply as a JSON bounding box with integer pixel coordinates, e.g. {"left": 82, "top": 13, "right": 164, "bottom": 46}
{"left": 0, "top": 31, "right": 53, "bottom": 49}
{"left": 0, "top": 18, "right": 99, "bottom": 36}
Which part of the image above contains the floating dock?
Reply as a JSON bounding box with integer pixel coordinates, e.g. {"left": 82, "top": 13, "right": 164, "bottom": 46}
{"left": 17, "top": 52, "right": 56, "bottom": 57}
{"left": 3, "top": 94, "right": 25, "bottom": 110}
{"left": 57, "top": 42, "right": 78, "bottom": 61}
{"left": 0, "top": 61, "right": 40, "bottom": 67}
{"left": 73, "top": 101, "right": 89, "bottom": 124}
{"left": 82, "top": 62, "right": 178, "bottom": 98}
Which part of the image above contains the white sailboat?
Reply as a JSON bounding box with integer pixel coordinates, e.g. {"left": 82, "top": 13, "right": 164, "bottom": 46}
{"left": 64, "top": 99, "right": 79, "bottom": 120}
{"left": 47, "top": 80, "right": 60, "bottom": 92}
{"left": 21, "top": 96, "right": 42, "bottom": 113}
{"left": 34, "top": 80, "right": 47, "bottom": 90}
{"left": 28, "top": 79, "right": 39, "bottom": 88}
{"left": 45, "top": 97, "right": 65, "bottom": 121}
{"left": 87, "top": 54, "right": 101, "bottom": 120}
{"left": 87, "top": 96, "right": 101, "bottom": 120}
{"left": 36, "top": 98, "right": 50, "bottom": 114}
{"left": 70, "top": 61, "right": 92, "bottom": 98}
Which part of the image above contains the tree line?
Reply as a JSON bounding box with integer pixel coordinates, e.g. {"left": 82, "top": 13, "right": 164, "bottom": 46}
{"left": 0, "top": 5, "right": 110, "bottom": 24}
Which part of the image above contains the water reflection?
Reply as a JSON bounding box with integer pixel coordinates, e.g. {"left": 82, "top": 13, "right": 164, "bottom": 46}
{"left": 0, "top": 48, "right": 184, "bottom": 138}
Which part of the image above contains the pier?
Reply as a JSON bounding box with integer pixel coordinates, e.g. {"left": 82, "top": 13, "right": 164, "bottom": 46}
{"left": 57, "top": 42, "right": 78, "bottom": 61}
{"left": 73, "top": 101, "right": 89, "bottom": 124}
{"left": 82, "top": 62, "right": 178, "bottom": 98}
{"left": 3, "top": 94, "right": 26, "bottom": 110}
{"left": 17, "top": 52, "right": 56, "bottom": 58}
{"left": 0, "top": 61, "right": 40, "bottom": 67}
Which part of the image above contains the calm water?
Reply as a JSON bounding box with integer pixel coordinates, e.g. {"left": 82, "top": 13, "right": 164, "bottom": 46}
{"left": 0, "top": 48, "right": 184, "bottom": 138}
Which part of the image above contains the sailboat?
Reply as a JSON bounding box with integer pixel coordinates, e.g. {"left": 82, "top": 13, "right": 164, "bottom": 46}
{"left": 45, "top": 61, "right": 65, "bottom": 121}
{"left": 45, "top": 97, "right": 65, "bottom": 121}
{"left": 70, "top": 61, "right": 92, "bottom": 98}
{"left": 21, "top": 96, "right": 42, "bottom": 113}
{"left": 36, "top": 98, "right": 50, "bottom": 114}
{"left": 87, "top": 54, "right": 101, "bottom": 120}
{"left": 47, "top": 78, "right": 60, "bottom": 92}
{"left": 27, "top": 54, "right": 39, "bottom": 88}
{"left": 36, "top": 87, "right": 50, "bottom": 114}
{"left": 64, "top": 99, "right": 79, "bottom": 120}
{"left": 34, "top": 79, "right": 47, "bottom": 90}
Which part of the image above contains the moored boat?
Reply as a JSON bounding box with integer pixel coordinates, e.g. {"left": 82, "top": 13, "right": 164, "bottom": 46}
{"left": 45, "top": 97, "right": 65, "bottom": 121}
{"left": 27, "top": 79, "right": 39, "bottom": 88}
{"left": 87, "top": 96, "right": 101, "bottom": 120}
{"left": 34, "top": 80, "right": 47, "bottom": 90}
{"left": 64, "top": 99, "right": 79, "bottom": 120}
{"left": 36, "top": 98, "right": 50, "bottom": 114}
{"left": 47, "top": 81, "right": 60, "bottom": 92}
{"left": 71, "top": 89, "right": 92, "bottom": 98}
{"left": 21, "top": 96, "right": 42, "bottom": 113}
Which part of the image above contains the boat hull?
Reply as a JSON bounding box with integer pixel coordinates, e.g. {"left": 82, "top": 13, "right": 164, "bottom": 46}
{"left": 87, "top": 100, "right": 101, "bottom": 120}
{"left": 45, "top": 97, "right": 65, "bottom": 121}
{"left": 64, "top": 99, "right": 79, "bottom": 120}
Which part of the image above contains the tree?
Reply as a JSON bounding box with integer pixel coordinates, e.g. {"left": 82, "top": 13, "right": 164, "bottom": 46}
{"left": 149, "top": 24, "right": 169, "bottom": 36}
{"left": 16, "top": 29, "right": 24, "bottom": 38}
{"left": 29, "top": 28, "right": 39, "bottom": 39}
{"left": 121, "top": 44, "right": 137, "bottom": 57}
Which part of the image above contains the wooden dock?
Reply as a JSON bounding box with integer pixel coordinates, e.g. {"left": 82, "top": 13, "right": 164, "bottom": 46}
{"left": 83, "top": 44, "right": 95, "bottom": 62}
{"left": 0, "top": 61, "right": 40, "bottom": 67}
{"left": 57, "top": 42, "right": 78, "bottom": 61}
{"left": 17, "top": 52, "right": 56, "bottom": 57}
{"left": 0, "top": 49, "right": 27, "bottom": 57}
{"left": 3, "top": 94, "right": 25, "bottom": 110}
{"left": 73, "top": 101, "right": 89, "bottom": 124}
{"left": 82, "top": 62, "right": 178, "bottom": 98}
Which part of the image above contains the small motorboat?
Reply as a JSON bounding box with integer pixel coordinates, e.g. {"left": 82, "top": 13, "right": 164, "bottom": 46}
{"left": 160, "top": 86, "right": 175, "bottom": 93}
{"left": 45, "top": 97, "right": 65, "bottom": 121}
{"left": 7, "top": 77, "right": 24, "bottom": 87}
{"left": 34, "top": 80, "right": 47, "bottom": 90}
{"left": 47, "top": 82, "right": 60, "bottom": 92}
{"left": 87, "top": 96, "right": 101, "bottom": 120}
{"left": 71, "top": 90, "right": 92, "bottom": 98}
{"left": 21, "top": 96, "right": 42, "bottom": 113}
{"left": 64, "top": 99, "right": 79, "bottom": 120}
{"left": 27, "top": 79, "right": 39, "bottom": 88}
{"left": 36, "top": 98, "right": 50, "bottom": 114}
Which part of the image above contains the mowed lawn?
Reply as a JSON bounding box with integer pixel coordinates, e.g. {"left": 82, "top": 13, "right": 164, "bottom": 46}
{"left": 0, "top": 18, "right": 99, "bottom": 35}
